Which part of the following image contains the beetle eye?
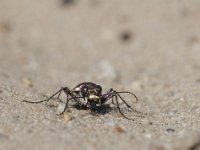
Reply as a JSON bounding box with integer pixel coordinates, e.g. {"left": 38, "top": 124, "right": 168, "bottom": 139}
{"left": 95, "top": 85, "right": 102, "bottom": 95}
{"left": 82, "top": 87, "right": 88, "bottom": 95}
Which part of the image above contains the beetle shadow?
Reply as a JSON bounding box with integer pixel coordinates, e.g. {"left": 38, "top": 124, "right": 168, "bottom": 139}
{"left": 73, "top": 104, "right": 112, "bottom": 115}
{"left": 92, "top": 104, "right": 113, "bottom": 115}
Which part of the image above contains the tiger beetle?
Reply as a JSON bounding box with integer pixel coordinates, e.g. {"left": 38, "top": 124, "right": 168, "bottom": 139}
{"left": 23, "top": 82, "right": 141, "bottom": 121}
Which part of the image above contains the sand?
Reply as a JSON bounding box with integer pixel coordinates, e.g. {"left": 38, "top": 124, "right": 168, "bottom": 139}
{"left": 1, "top": 0, "right": 200, "bottom": 150}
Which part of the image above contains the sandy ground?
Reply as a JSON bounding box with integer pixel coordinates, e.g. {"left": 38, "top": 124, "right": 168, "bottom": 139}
{"left": 1, "top": 0, "right": 200, "bottom": 150}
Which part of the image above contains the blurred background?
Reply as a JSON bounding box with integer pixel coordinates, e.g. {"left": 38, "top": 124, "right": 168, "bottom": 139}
{"left": 1, "top": 0, "right": 200, "bottom": 89}
{"left": 1, "top": 0, "right": 200, "bottom": 150}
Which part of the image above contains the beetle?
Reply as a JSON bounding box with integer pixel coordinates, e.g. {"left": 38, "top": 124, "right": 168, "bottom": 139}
{"left": 23, "top": 82, "right": 141, "bottom": 120}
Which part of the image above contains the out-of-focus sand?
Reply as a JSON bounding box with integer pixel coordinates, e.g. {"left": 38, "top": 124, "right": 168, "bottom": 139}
{"left": 1, "top": 0, "right": 200, "bottom": 149}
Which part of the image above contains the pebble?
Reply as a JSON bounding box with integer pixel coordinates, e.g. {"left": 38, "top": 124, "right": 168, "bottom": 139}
{"left": 166, "top": 128, "right": 175, "bottom": 133}
{"left": 22, "top": 78, "right": 33, "bottom": 87}
{"left": 63, "top": 113, "right": 72, "bottom": 123}
{"left": 61, "top": 0, "right": 75, "bottom": 6}
{"left": 113, "top": 126, "right": 125, "bottom": 134}
{"left": 0, "top": 22, "right": 11, "bottom": 36}
{"left": 119, "top": 30, "right": 133, "bottom": 42}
